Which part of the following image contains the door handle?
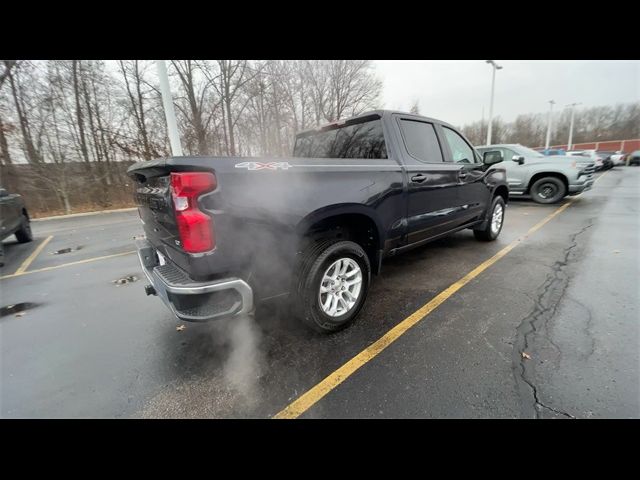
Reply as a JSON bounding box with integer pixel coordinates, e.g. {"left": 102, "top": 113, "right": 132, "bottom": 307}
{"left": 411, "top": 174, "right": 427, "bottom": 183}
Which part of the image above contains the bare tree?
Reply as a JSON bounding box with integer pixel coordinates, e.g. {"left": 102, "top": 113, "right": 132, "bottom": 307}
{"left": 209, "top": 60, "right": 264, "bottom": 156}
{"left": 0, "top": 64, "right": 16, "bottom": 165}
{"left": 117, "top": 61, "right": 157, "bottom": 161}
{"left": 72, "top": 60, "right": 91, "bottom": 170}
{"left": 0, "top": 114, "right": 11, "bottom": 165}
{"left": 0, "top": 60, "right": 17, "bottom": 89}
{"left": 5, "top": 61, "right": 43, "bottom": 164}
{"left": 324, "top": 60, "right": 382, "bottom": 121}
{"left": 171, "top": 60, "right": 216, "bottom": 155}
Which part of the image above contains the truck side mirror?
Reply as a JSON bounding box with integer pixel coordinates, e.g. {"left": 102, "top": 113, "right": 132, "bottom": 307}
{"left": 512, "top": 155, "right": 525, "bottom": 165}
{"left": 483, "top": 150, "right": 503, "bottom": 166}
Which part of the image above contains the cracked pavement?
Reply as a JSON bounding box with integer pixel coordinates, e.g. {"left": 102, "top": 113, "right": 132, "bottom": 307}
{"left": 512, "top": 220, "right": 594, "bottom": 419}
{"left": 1, "top": 169, "right": 639, "bottom": 418}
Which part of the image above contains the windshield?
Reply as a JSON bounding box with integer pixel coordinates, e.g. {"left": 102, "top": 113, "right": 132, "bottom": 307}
{"left": 293, "top": 117, "right": 387, "bottom": 159}
{"left": 512, "top": 145, "right": 545, "bottom": 157}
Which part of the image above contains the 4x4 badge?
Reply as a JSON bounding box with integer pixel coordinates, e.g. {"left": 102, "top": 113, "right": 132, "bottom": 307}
{"left": 235, "top": 161, "right": 292, "bottom": 171}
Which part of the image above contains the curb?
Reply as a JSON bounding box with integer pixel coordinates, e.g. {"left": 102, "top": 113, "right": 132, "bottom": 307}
{"left": 32, "top": 207, "right": 137, "bottom": 222}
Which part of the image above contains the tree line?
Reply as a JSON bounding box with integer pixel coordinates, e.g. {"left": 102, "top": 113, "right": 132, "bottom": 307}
{"left": 460, "top": 102, "right": 639, "bottom": 147}
{"left": 0, "top": 60, "right": 382, "bottom": 215}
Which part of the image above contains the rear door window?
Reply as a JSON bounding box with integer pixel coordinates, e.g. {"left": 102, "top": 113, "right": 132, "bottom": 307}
{"left": 398, "top": 119, "right": 443, "bottom": 163}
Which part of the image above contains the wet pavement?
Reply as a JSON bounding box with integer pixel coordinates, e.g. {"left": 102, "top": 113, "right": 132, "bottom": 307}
{"left": 1, "top": 168, "right": 638, "bottom": 418}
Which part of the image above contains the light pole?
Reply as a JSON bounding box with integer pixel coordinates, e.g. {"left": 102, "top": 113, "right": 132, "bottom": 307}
{"left": 156, "top": 60, "right": 183, "bottom": 157}
{"left": 485, "top": 60, "right": 503, "bottom": 145}
{"left": 544, "top": 100, "right": 556, "bottom": 150}
{"left": 566, "top": 102, "right": 581, "bottom": 151}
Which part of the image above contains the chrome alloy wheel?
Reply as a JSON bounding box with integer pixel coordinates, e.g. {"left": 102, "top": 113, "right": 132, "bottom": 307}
{"left": 491, "top": 203, "right": 504, "bottom": 234}
{"left": 318, "top": 257, "right": 363, "bottom": 317}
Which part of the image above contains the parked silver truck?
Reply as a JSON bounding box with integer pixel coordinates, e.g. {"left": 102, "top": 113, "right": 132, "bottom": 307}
{"left": 476, "top": 144, "right": 595, "bottom": 204}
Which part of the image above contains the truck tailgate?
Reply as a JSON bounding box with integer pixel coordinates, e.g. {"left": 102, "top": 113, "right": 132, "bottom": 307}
{"left": 129, "top": 158, "right": 219, "bottom": 279}
{"left": 131, "top": 168, "right": 181, "bottom": 257}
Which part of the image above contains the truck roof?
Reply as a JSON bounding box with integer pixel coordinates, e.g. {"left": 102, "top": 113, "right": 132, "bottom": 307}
{"left": 295, "top": 109, "right": 457, "bottom": 136}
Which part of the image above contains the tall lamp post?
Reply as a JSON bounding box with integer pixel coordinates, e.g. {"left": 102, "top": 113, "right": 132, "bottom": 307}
{"left": 485, "top": 60, "right": 503, "bottom": 145}
{"left": 544, "top": 100, "right": 556, "bottom": 150}
{"left": 156, "top": 60, "right": 183, "bottom": 157}
{"left": 566, "top": 102, "right": 581, "bottom": 151}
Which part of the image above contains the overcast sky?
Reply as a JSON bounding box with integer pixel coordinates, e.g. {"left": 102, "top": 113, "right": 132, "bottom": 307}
{"left": 374, "top": 60, "right": 639, "bottom": 127}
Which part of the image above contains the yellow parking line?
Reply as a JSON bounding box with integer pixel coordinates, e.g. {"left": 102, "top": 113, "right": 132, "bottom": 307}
{"left": 274, "top": 200, "right": 576, "bottom": 419}
{"left": 593, "top": 169, "right": 610, "bottom": 185}
{"left": 14, "top": 235, "right": 53, "bottom": 275}
{"left": 0, "top": 250, "right": 136, "bottom": 280}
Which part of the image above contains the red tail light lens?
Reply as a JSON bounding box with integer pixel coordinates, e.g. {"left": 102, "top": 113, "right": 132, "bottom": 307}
{"left": 170, "top": 172, "right": 217, "bottom": 253}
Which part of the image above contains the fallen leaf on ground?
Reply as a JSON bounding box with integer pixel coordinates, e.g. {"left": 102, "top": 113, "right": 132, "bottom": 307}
{"left": 176, "top": 325, "right": 186, "bottom": 332}
{"left": 522, "top": 352, "right": 531, "bottom": 360}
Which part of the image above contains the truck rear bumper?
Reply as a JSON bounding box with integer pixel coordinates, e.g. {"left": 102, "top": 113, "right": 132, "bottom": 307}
{"left": 136, "top": 239, "right": 253, "bottom": 322}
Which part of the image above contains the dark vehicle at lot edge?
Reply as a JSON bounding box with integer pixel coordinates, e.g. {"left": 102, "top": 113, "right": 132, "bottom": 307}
{"left": 0, "top": 187, "right": 33, "bottom": 267}
{"left": 128, "top": 110, "right": 509, "bottom": 333}
{"left": 595, "top": 151, "right": 615, "bottom": 170}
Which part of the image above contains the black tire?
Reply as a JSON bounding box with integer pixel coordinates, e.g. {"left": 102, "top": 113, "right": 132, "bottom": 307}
{"left": 15, "top": 213, "right": 33, "bottom": 243}
{"left": 294, "top": 239, "right": 371, "bottom": 333}
{"left": 474, "top": 196, "right": 505, "bottom": 242}
{"left": 529, "top": 176, "right": 566, "bottom": 204}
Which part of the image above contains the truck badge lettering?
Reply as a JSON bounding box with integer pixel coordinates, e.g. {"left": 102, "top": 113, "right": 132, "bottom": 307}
{"left": 235, "top": 162, "right": 292, "bottom": 171}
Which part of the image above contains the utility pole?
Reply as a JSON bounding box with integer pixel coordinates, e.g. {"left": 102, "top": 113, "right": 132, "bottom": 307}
{"left": 566, "top": 102, "right": 581, "bottom": 150}
{"left": 485, "top": 60, "right": 503, "bottom": 145}
{"left": 545, "top": 100, "right": 556, "bottom": 150}
{"left": 156, "top": 60, "right": 183, "bottom": 157}
{"left": 481, "top": 106, "right": 485, "bottom": 143}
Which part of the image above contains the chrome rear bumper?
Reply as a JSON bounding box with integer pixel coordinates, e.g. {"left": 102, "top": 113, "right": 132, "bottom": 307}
{"left": 136, "top": 239, "right": 253, "bottom": 322}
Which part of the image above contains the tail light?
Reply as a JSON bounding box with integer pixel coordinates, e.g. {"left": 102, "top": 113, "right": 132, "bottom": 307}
{"left": 170, "top": 172, "right": 217, "bottom": 253}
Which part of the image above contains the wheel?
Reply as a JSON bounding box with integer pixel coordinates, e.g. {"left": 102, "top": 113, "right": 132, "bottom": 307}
{"left": 529, "top": 176, "right": 566, "bottom": 204}
{"left": 474, "top": 196, "right": 505, "bottom": 241}
{"left": 294, "top": 239, "right": 371, "bottom": 333}
{"left": 15, "top": 213, "right": 33, "bottom": 243}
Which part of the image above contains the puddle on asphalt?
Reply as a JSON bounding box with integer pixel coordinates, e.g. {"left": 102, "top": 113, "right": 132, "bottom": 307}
{"left": 112, "top": 275, "right": 139, "bottom": 286}
{"left": 51, "top": 246, "right": 83, "bottom": 255}
{"left": 0, "top": 302, "right": 40, "bottom": 318}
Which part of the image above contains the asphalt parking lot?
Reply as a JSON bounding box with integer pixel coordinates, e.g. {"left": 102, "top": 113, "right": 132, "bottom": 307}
{"left": 1, "top": 168, "right": 638, "bottom": 418}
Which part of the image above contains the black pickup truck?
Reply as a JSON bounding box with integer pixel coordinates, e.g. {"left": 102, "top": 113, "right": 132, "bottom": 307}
{"left": 128, "top": 110, "right": 508, "bottom": 333}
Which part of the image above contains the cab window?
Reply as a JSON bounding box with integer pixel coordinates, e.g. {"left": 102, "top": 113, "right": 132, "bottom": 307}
{"left": 442, "top": 127, "right": 478, "bottom": 163}
{"left": 398, "top": 119, "right": 444, "bottom": 163}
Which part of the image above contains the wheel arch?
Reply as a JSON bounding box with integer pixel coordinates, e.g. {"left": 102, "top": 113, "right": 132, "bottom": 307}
{"left": 493, "top": 184, "right": 509, "bottom": 204}
{"left": 296, "top": 204, "right": 384, "bottom": 275}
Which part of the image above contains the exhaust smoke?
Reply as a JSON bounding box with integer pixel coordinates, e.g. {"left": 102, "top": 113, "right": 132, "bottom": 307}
{"left": 216, "top": 313, "right": 265, "bottom": 405}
